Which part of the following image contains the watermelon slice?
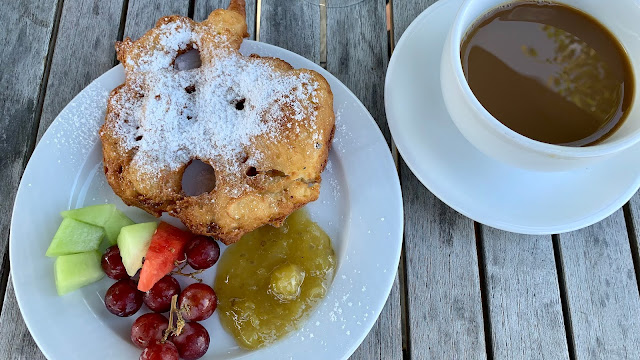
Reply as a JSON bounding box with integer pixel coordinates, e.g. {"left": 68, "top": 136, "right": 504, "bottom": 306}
{"left": 138, "top": 222, "right": 191, "bottom": 292}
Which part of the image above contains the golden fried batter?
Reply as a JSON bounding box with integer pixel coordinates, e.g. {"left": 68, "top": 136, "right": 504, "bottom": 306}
{"left": 100, "top": 0, "right": 334, "bottom": 244}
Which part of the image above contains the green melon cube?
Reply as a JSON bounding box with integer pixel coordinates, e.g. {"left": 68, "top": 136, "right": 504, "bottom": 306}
{"left": 118, "top": 222, "right": 158, "bottom": 276}
{"left": 54, "top": 251, "right": 104, "bottom": 295}
{"left": 61, "top": 204, "right": 115, "bottom": 227}
{"left": 103, "top": 209, "right": 135, "bottom": 245}
{"left": 46, "top": 218, "right": 104, "bottom": 257}
{"left": 61, "top": 204, "right": 135, "bottom": 245}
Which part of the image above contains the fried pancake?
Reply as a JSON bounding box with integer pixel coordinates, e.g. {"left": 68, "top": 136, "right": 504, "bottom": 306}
{"left": 100, "top": 0, "right": 335, "bottom": 244}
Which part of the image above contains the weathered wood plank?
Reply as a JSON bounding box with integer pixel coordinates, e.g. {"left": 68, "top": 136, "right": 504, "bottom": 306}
{"left": 326, "top": 0, "right": 391, "bottom": 146}
{"left": 392, "top": 0, "right": 438, "bottom": 46}
{"left": 193, "top": 0, "right": 257, "bottom": 40}
{"left": 401, "top": 162, "right": 487, "bottom": 359}
{"left": 558, "top": 210, "right": 640, "bottom": 359}
{"left": 393, "top": 1, "right": 486, "bottom": 358}
{"left": 36, "top": 0, "right": 124, "bottom": 139}
{"left": 325, "top": 1, "right": 402, "bottom": 359}
{"left": 0, "top": 0, "right": 60, "bottom": 293}
{"left": 0, "top": 1, "right": 60, "bottom": 359}
{"left": 2, "top": 1, "right": 126, "bottom": 358}
{"left": 123, "top": 0, "right": 190, "bottom": 40}
{"left": 481, "top": 227, "right": 569, "bottom": 360}
{"left": 0, "top": 279, "right": 46, "bottom": 360}
{"left": 259, "top": 0, "right": 320, "bottom": 63}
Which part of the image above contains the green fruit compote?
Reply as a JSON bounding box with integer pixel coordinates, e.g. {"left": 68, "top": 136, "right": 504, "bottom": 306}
{"left": 215, "top": 210, "right": 336, "bottom": 349}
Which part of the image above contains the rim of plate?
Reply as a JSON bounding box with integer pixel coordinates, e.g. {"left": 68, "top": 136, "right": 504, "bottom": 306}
{"left": 385, "top": 0, "right": 640, "bottom": 235}
{"left": 11, "top": 40, "right": 403, "bottom": 359}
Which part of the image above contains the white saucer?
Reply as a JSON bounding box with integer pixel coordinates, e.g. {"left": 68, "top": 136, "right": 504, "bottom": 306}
{"left": 385, "top": 0, "right": 640, "bottom": 235}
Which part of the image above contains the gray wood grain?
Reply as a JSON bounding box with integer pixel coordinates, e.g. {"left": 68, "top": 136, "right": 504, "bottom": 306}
{"left": 123, "top": 0, "right": 190, "bottom": 40}
{"left": 193, "top": 0, "right": 257, "bottom": 40}
{"left": 2, "top": 1, "right": 125, "bottom": 358}
{"left": 36, "top": 0, "right": 124, "bottom": 140}
{"left": 392, "top": 0, "right": 438, "bottom": 45}
{"left": 325, "top": 1, "right": 402, "bottom": 359}
{"left": 0, "top": 0, "right": 59, "bottom": 298}
{"left": 326, "top": 0, "right": 391, "bottom": 146}
{"left": 628, "top": 193, "right": 640, "bottom": 263}
{"left": 558, "top": 209, "right": 640, "bottom": 359}
{"left": 0, "top": 1, "right": 61, "bottom": 358}
{"left": 259, "top": 0, "right": 320, "bottom": 62}
{"left": 401, "top": 161, "right": 487, "bottom": 359}
{"left": 481, "top": 227, "right": 569, "bottom": 360}
{"left": 394, "top": 1, "right": 486, "bottom": 358}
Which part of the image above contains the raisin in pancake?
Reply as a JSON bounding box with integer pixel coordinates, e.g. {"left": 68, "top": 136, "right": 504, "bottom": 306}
{"left": 100, "top": 0, "right": 334, "bottom": 244}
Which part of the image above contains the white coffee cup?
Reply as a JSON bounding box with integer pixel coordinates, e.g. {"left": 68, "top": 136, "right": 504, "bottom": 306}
{"left": 441, "top": 0, "right": 640, "bottom": 171}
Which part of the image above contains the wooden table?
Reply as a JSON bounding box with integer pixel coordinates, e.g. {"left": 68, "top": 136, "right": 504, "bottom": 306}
{"left": 2, "top": 0, "right": 640, "bottom": 359}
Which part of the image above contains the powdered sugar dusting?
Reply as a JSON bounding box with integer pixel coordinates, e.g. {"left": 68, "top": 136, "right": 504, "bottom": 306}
{"left": 112, "top": 19, "right": 320, "bottom": 189}
{"left": 48, "top": 85, "right": 111, "bottom": 165}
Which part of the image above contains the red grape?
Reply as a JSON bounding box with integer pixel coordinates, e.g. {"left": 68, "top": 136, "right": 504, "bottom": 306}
{"left": 178, "top": 283, "right": 217, "bottom": 321}
{"left": 177, "top": 250, "right": 186, "bottom": 263}
{"left": 143, "top": 276, "right": 181, "bottom": 313}
{"left": 185, "top": 236, "right": 220, "bottom": 270}
{"left": 101, "top": 245, "right": 128, "bottom": 280}
{"left": 140, "top": 341, "right": 179, "bottom": 360}
{"left": 105, "top": 279, "right": 143, "bottom": 317}
{"left": 170, "top": 322, "right": 210, "bottom": 360}
{"left": 131, "top": 313, "right": 169, "bottom": 349}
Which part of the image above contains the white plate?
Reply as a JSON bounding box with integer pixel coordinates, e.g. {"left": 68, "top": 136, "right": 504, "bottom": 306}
{"left": 385, "top": 0, "right": 640, "bottom": 235}
{"left": 10, "top": 40, "right": 403, "bottom": 360}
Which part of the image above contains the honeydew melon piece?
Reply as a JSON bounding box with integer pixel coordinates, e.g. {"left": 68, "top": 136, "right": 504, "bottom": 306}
{"left": 117, "top": 222, "right": 158, "bottom": 276}
{"left": 61, "top": 204, "right": 115, "bottom": 227}
{"left": 103, "top": 209, "right": 135, "bottom": 245}
{"left": 61, "top": 204, "right": 134, "bottom": 245}
{"left": 54, "top": 251, "right": 104, "bottom": 295}
{"left": 46, "top": 218, "right": 104, "bottom": 257}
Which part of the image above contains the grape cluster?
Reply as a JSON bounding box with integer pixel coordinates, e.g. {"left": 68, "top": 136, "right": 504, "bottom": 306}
{"left": 100, "top": 235, "right": 221, "bottom": 360}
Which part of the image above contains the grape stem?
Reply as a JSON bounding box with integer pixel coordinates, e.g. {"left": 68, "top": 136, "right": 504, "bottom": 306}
{"left": 171, "top": 261, "right": 204, "bottom": 282}
{"left": 162, "top": 294, "right": 186, "bottom": 341}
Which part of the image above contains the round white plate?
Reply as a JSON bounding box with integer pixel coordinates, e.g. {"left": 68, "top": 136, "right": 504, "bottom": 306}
{"left": 10, "top": 40, "right": 403, "bottom": 360}
{"left": 386, "top": 0, "right": 640, "bottom": 235}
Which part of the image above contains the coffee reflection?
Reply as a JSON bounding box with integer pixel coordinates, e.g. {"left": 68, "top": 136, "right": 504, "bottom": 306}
{"left": 461, "top": 2, "right": 634, "bottom": 146}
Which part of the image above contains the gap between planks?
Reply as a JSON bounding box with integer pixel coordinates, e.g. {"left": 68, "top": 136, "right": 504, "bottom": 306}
{"left": 252, "top": 0, "right": 259, "bottom": 43}
{"left": 188, "top": 0, "right": 196, "bottom": 18}
{"left": 319, "top": 0, "right": 327, "bottom": 69}
{"left": 114, "top": 0, "right": 130, "bottom": 65}
{"left": 0, "top": 250, "right": 10, "bottom": 316}
{"left": 622, "top": 203, "right": 640, "bottom": 300}
{"left": 474, "top": 224, "right": 495, "bottom": 360}
{"left": 552, "top": 234, "right": 577, "bottom": 360}
{"left": 386, "top": 1, "right": 411, "bottom": 359}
